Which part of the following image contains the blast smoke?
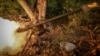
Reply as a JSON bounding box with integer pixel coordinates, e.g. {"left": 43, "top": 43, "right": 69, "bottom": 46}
{"left": 0, "top": 17, "right": 28, "bottom": 55}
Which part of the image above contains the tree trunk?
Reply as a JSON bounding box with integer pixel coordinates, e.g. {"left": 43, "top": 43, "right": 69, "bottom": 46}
{"left": 34, "top": 0, "right": 47, "bottom": 30}
{"left": 35, "top": 0, "right": 47, "bottom": 22}
{"left": 17, "top": 0, "right": 37, "bottom": 24}
{"left": 17, "top": 0, "right": 47, "bottom": 55}
{"left": 17, "top": 0, "right": 47, "bottom": 33}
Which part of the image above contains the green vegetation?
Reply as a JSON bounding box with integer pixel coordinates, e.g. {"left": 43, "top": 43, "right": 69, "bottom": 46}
{"left": 0, "top": 0, "right": 93, "bottom": 25}
{"left": 0, "top": 0, "right": 91, "bottom": 18}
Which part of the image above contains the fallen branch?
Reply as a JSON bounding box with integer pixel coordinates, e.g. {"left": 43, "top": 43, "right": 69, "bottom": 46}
{"left": 17, "top": 8, "right": 82, "bottom": 32}
{"left": 17, "top": 2, "right": 99, "bottom": 32}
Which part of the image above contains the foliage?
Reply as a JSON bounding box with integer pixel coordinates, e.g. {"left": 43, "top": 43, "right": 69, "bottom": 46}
{"left": 65, "top": 0, "right": 91, "bottom": 11}
{"left": 0, "top": 0, "right": 22, "bottom": 15}
{"left": 46, "top": 0, "right": 64, "bottom": 18}
{"left": 0, "top": 0, "right": 92, "bottom": 18}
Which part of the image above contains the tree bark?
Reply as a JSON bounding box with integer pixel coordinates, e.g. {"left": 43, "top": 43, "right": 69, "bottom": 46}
{"left": 34, "top": 0, "right": 47, "bottom": 29}
{"left": 17, "top": 0, "right": 47, "bottom": 55}
{"left": 17, "top": 0, "right": 37, "bottom": 24}
{"left": 17, "top": 0, "right": 47, "bottom": 32}
{"left": 35, "top": 0, "right": 47, "bottom": 22}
